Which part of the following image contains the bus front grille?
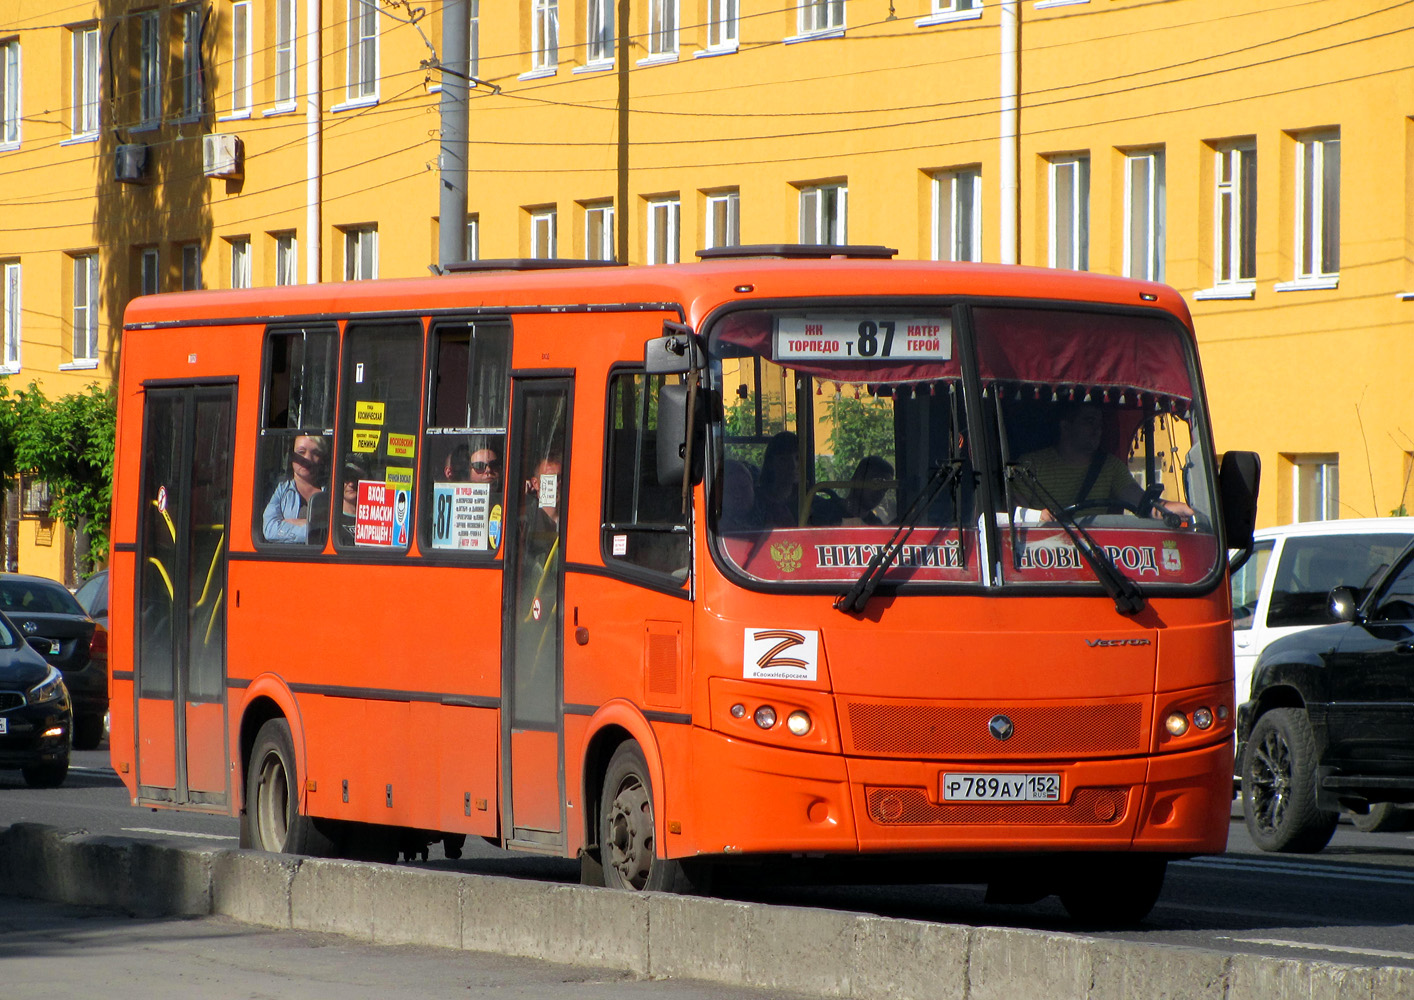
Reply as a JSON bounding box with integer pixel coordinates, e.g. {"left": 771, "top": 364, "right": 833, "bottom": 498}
{"left": 864, "top": 786, "right": 1130, "bottom": 826}
{"left": 845, "top": 701, "right": 1144, "bottom": 757}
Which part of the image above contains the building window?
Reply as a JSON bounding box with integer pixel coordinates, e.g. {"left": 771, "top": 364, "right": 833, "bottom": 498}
{"left": 647, "top": 198, "right": 680, "bottom": 264}
{"left": 1293, "top": 454, "right": 1339, "bottom": 522}
{"left": 0, "top": 39, "right": 19, "bottom": 148}
{"left": 931, "top": 0, "right": 979, "bottom": 13}
{"left": 1048, "top": 154, "right": 1089, "bottom": 271}
{"left": 931, "top": 167, "right": 980, "bottom": 262}
{"left": 587, "top": 0, "right": 614, "bottom": 65}
{"left": 468, "top": 0, "right": 480, "bottom": 78}
{"left": 466, "top": 214, "right": 480, "bottom": 261}
{"left": 72, "top": 25, "right": 100, "bottom": 137}
{"left": 1, "top": 261, "right": 19, "bottom": 372}
{"left": 1123, "top": 149, "right": 1165, "bottom": 282}
{"left": 275, "top": 0, "right": 296, "bottom": 107}
{"left": 140, "top": 248, "right": 160, "bottom": 295}
{"left": 585, "top": 202, "right": 614, "bottom": 261}
{"left": 705, "top": 190, "right": 740, "bottom": 249}
{"left": 1295, "top": 130, "right": 1339, "bottom": 281}
{"left": 230, "top": 238, "right": 251, "bottom": 288}
{"left": 1214, "top": 141, "right": 1256, "bottom": 288}
{"left": 799, "top": 0, "right": 845, "bottom": 34}
{"left": 531, "top": 208, "right": 557, "bottom": 258}
{"left": 71, "top": 253, "right": 99, "bottom": 362}
{"left": 181, "top": 243, "right": 202, "bottom": 290}
{"left": 799, "top": 183, "right": 847, "bottom": 245}
{"left": 343, "top": 227, "right": 378, "bottom": 280}
{"left": 275, "top": 232, "right": 298, "bottom": 285}
{"left": 533, "top": 0, "right": 558, "bottom": 71}
{"left": 137, "top": 13, "right": 161, "bottom": 127}
{"left": 181, "top": 6, "right": 206, "bottom": 119}
{"left": 231, "top": 1, "right": 252, "bottom": 115}
{"left": 347, "top": 0, "right": 379, "bottom": 101}
{"left": 709, "top": 0, "right": 738, "bottom": 49}
{"left": 648, "top": 0, "right": 678, "bottom": 57}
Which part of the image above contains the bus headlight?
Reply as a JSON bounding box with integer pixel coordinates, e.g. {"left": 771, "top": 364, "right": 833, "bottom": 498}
{"left": 1164, "top": 712, "right": 1189, "bottom": 736}
{"left": 1192, "top": 706, "right": 1214, "bottom": 730}
{"left": 786, "top": 710, "right": 811, "bottom": 736}
{"left": 753, "top": 706, "right": 777, "bottom": 730}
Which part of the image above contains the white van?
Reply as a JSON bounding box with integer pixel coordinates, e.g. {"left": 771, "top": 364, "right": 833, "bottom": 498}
{"left": 1231, "top": 518, "right": 1414, "bottom": 703}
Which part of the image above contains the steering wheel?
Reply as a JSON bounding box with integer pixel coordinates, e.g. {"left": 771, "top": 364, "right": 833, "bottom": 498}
{"left": 1064, "top": 498, "right": 1145, "bottom": 519}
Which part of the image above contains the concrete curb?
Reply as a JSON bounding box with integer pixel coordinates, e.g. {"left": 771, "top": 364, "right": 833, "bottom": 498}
{"left": 1, "top": 823, "right": 1406, "bottom": 999}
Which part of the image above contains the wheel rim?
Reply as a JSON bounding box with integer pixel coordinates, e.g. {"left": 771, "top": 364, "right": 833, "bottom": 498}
{"left": 605, "top": 771, "right": 654, "bottom": 890}
{"left": 1248, "top": 725, "right": 1293, "bottom": 835}
{"left": 254, "top": 749, "right": 291, "bottom": 850}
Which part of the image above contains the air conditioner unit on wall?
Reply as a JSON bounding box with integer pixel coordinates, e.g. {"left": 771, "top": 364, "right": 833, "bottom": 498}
{"left": 202, "top": 133, "right": 244, "bottom": 179}
{"left": 114, "top": 144, "right": 149, "bottom": 184}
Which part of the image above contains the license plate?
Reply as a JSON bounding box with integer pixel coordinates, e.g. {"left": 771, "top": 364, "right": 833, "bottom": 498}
{"left": 48, "top": 640, "right": 61, "bottom": 655}
{"left": 942, "top": 773, "right": 1060, "bottom": 802}
{"left": 0, "top": 717, "right": 7, "bottom": 734}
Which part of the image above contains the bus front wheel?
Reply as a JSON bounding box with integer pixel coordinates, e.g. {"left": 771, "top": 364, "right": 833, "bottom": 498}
{"left": 599, "top": 741, "right": 697, "bottom": 893}
{"left": 1057, "top": 854, "right": 1167, "bottom": 926}
{"left": 243, "top": 718, "right": 334, "bottom": 856}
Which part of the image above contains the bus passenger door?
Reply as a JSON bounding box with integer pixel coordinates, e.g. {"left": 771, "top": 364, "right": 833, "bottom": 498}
{"left": 501, "top": 378, "right": 571, "bottom": 850}
{"left": 133, "top": 384, "right": 235, "bottom": 808}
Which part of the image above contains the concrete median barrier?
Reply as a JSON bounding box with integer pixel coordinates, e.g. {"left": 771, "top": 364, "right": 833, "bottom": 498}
{"left": 0, "top": 822, "right": 1406, "bottom": 1000}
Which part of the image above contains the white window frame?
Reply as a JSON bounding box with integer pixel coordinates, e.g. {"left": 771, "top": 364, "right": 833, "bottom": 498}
{"left": 648, "top": 0, "right": 678, "bottom": 58}
{"left": 705, "top": 190, "right": 740, "bottom": 249}
{"left": 918, "top": 0, "right": 981, "bottom": 25}
{"left": 1048, "top": 154, "right": 1089, "bottom": 271}
{"left": 180, "top": 6, "right": 206, "bottom": 120}
{"left": 229, "top": 238, "right": 251, "bottom": 288}
{"left": 1123, "top": 149, "right": 1165, "bottom": 282}
{"left": 71, "top": 25, "right": 100, "bottom": 139}
{"left": 798, "top": 0, "right": 845, "bottom": 36}
{"left": 468, "top": 0, "right": 480, "bottom": 78}
{"left": 140, "top": 248, "right": 160, "bottom": 296}
{"left": 274, "top": 0, "right": 297, "bottom": 108}
{"left": 229, "top": 1, "right": 252, "bottom": 117}
{"left": 707, "top": 0, "right": 738, "bottom": 50}
{"left": 1203, "top": 141, "right": 1257, "bottom": 296}
{"left": 343, "top": 227, "right": 378, "bottom": 280}
{"left": 1293, "top": 130, "right": 1339, "bottom": 284}
{"left": 531, "top": 209, "right": 557, "bottom": 259}
{"left": 532, "top": 0, "right": 558, "bottom": 72}
{"left": 346, "top": 0, "right": 380, "bottom": 103}
{"left": 584, "top": 203, "right": 614, "bottom": 261}
{"left": 799, "top": 184, "right": 847, "bottom": 245}
{"left": 71, "top": 253, "right": 99, "bottom": 363}
{"left": 1293, "top": 454, "right": 1339, "bottom": 522}
{"left": 181, "top": 243, "right": 202, "bottom": 290}
{"left": 465, "top": 214, "right": 480, "bottom": 261}
{"left": 1, "top": 261, "right": 20, "bottom": 373}
{"left": 931, "top": 167, "right": 981, "bottom": 262}
{"left": 1, "top": 38, "right": 20, "bottom": 149}
{"left": 275, "top": 233, "right": 298, "bottom": 285}
{"left": 586, "top": 0, "right": 614, "bottom": 66}
{"left": 647, "top": 198, "right": 680, "bottom": 264}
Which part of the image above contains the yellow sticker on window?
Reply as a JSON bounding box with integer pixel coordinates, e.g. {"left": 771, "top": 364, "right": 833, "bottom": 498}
{"left": 352, "top": 429, "right": 382, "bottom": 453}
{"left": 385, "top": 465, "right": 414, "bottom": 490}
{"left": 355, "top": 401, "right": 386, "bottom": 426}
{"left": 387, "top": 432, "right": 416, "bottom": 459}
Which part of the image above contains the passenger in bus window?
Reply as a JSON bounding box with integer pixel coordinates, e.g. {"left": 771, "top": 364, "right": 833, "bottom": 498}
{"left": 841, "top": 456, "right": 894, "bottom": 526}
{"left": 753, "top": 431, "right": 800, "bottom": 528}
{"left": 337, "top": 457, "right": 367, "bottom": 546}
{"left": 720, "top": 459, "right": 760, "bottom": 531}
{"left": 262, "top": 434, "right": 329, "bottom": 543}
{"left": 443, "top": 442, "right": 501, "bottom": 487}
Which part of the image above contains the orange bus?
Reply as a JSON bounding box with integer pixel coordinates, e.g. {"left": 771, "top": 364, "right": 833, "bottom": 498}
{"left": 109, "top": 247, "right": 1258, "bottom": 923}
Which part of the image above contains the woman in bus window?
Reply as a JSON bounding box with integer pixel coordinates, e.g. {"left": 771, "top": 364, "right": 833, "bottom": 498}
{"left": 262, "top": 434, "right": 329, "bottom": 543}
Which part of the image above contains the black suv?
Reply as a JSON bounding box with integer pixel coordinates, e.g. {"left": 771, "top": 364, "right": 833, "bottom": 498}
{"left": 1238, "top": 539, "right": 1414, "bottom": 851}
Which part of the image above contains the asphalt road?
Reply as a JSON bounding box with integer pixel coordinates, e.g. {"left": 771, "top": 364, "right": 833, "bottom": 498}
{"left": 6, "top": 748, "right": 1414, "bottom": 972}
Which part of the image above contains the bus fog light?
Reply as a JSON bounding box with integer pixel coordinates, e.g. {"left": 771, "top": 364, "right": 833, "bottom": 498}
{"left": 1216, "top": 705, "right": 1230, "bottom": 721}
{"left": 786, "top": 710, "right": 811, "bottom": 736}
{"left": 1164, "top": 713, "right": 1189, "bottom": 736}
{"left": 753, "top": 706, "right": 777, "bottom": 729}
{"left": 1192, "top": 706, "right": 1214, "bottom": 730}
{"left": 730, "top": 703, "right": 746, "bottom": 719}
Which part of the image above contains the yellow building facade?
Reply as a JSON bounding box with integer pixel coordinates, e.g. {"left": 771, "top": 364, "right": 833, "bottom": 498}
{"left": 1, "top": 0, "right": 1411, "bottom": 580}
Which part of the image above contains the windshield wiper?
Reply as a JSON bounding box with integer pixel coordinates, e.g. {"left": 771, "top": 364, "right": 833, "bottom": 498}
{"left": 1004, "top": 463, "right": 1145, "bottom": 616}
{"left": 834, "top": 460, "right": 964, "bottom": 615}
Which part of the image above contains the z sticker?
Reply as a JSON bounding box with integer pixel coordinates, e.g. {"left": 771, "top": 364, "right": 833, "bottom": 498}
{"left": 743, "top": 628, "right": 819, "bottom": 682}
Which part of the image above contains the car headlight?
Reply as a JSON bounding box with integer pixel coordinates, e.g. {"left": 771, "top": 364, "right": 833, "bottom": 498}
{"left": 29, "top": 666, "right": 67, "bottom": 706}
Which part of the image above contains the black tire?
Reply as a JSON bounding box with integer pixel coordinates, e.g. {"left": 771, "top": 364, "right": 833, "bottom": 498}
{"left": 21, "top": 756, "right": 68, "bottom": 789}
{"left": 72, "top": 713, "right": 104, "bottom": 751}
{"left": 243, "top": 718, "right": 336, "bottom": 856}
{"left": 1057, "top": 854, "right": 1167, "bottom": 926}
{"left": 599, "top": 741, "right": 696, "bottom": 892}
{"left": 1242, "top": 707, "right": 1338, "bottom": 853}
{"left": 1351, "top": 802, "right": 1414, "bottom": 834}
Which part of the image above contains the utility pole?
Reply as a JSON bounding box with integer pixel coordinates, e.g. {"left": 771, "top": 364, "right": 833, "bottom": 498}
{"left": 999, "top": 0, "right": 1020, "bottom": 265}
{"left": 438, "top": 0, "right": 470, "bottom": 270}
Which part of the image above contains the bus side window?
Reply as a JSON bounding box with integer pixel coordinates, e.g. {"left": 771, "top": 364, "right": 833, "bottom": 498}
{"left": 420, "top": 320, "right": 511, "bottom": 555}
{"left": 255, "top": 325, "right": 338, "bottom": 547}
{"left": 336, "top": 320, "right": 424, "bottom": 552}
{"left": 603, "top": 370, "right": 690, "bottom": 581}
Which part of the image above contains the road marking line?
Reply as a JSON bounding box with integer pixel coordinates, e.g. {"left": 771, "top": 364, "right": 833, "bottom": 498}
{"left": 121, "top": 827, "right": 238, "bottom": 841}
{"left": 1178, "top": 857, "right": 1414, "bottom": 886}
{"left": 1218, "top": 936, "right": 1414, "bottom": 963}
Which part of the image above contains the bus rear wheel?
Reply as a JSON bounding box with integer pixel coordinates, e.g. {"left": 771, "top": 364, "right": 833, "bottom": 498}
{"left": 243, "top": 718, "right": 334, "bottom": 856}
{"left": 599, "top": 741, "right": 696, "bottom": 893}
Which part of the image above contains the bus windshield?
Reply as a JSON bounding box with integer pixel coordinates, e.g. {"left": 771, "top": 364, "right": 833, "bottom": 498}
{"left": 707, "top": 303, "right": 1220, "bottom": 591}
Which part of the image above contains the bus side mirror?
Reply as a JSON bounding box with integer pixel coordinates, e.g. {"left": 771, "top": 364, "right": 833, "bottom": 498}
{"left": 1219, "top": 450, "right": 1260, "bottom": 557}
{"left": 656, "top": 383, "right": 704, "bottom": 488}
{"left": 645, "top": 323, "right": 700, "bottom": 375}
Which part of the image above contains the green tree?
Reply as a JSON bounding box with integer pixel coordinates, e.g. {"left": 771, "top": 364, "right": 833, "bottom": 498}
{"left": 822, "top": 393, "right": 895, "bottom": 482}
